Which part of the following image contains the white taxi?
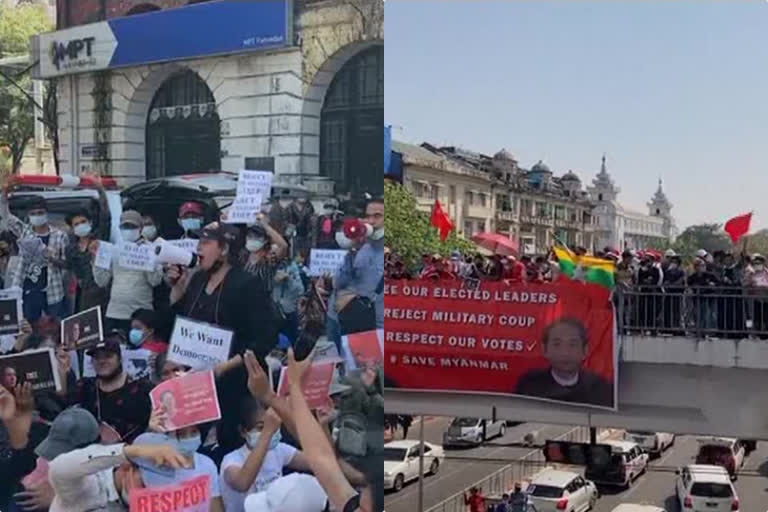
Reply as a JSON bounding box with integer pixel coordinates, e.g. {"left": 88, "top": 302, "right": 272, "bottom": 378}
{"left": 383, "top": 440, "right": 444, "bottom": 492}
{"left": 527, "top": 469, "right": 598, "bottom": 512}
{"left": 675, "top": 465, "right": 740, "bottom": 512}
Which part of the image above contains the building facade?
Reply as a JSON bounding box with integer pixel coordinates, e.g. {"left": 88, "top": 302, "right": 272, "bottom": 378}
{"left": 588, "top": 155, "right": 677, "bottom": 250}
{"left": 32, "top": 0, "right": 383, "bottom": 199}
{"left": 393, "top": 141, "right": 598, "bottom": 255}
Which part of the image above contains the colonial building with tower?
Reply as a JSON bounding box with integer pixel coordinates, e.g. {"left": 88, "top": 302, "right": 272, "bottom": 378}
{"left": 588, "top": 155, "right": 677, "bottom": 250}
{"left": 31, "top": 0, "right": 383, "bottom": 199}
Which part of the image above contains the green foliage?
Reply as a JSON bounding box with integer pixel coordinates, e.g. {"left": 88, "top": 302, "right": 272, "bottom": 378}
{"left": 0, "top": 3, "right": 53, "bottom": 173}
{"left": 671, "top": 223, "right": 731, "bottom": 261}
{"left": 384, "top": 180, "right": 474, "bottom": 269}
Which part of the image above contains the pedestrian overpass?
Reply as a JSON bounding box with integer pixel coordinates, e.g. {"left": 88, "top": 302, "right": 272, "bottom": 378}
{"left": 387, "top": 333, "right": 768, "bottom": 439}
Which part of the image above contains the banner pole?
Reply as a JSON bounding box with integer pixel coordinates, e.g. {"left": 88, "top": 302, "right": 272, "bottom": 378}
{"left": 418, "top": 415, "right": 425, "bottom": 512}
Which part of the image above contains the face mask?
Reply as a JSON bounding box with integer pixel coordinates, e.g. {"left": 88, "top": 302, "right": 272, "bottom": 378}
{"left": 323, "top": 208, "right": 334, "bottom": 215}
{"left": 756, "top": 264, "right": 765, "bottom": 272}
{"left": 141, "top": 225, "right": 157, "bottom": 241}
{"left": 369, "top": 227, "right": 384, "bottom": 240}
{"left": 176, "top": 434, "right": 201, "bottom": 457}
{"left": 121, "top": 229, "right": 140, "bottom": 243}
{"left": 128, "top": 329, "right": 146, "bottom": 347}
{"left": 363, "top": 223, "right": 374, "bottom": 238}
{"left": 246, "top": 429, "right": 281, "bottom": 450}
{"left": 246, "top": 239, "right": 266, "bottom": 252}
{"left": 279, "top": 199, "right": 292, "bottom": 208}
{"left": 335, "top": 231, "right": 354, "bottom": 249}
{"left": 29, "top": 214, "right": 47, "bottom": 227}
{"left": 179, "top": 218, "right": 202, "bottom": 232}
{"left": 669, "top": 263, "right": 678, "bottom": 270}
{"left": 73, "top": 223, "right": 92, "bottom": 237}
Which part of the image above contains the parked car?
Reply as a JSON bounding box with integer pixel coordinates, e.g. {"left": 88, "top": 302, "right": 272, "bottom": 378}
{"left": 611, "top": 506, "right": 666, "bottom": 512}
{"left": 695, "top": 437, "right": 745, "bottom": 480}
{"left": 584, "top": 440, "right": 648, "bottom": 489}
{"left": 675, "top": 464, "right": 740, "bottom": 512}
{"left": 383, "top": 440, "right": 444, "bottom": 492}
{"left": 623, "top": 430, "right": 675, "bottom": 458}
{"left": 442, "top": 417, "right": 506, "bottom": 447}
{"left": 527, "top": 469, "right": 598, "bottom": 512}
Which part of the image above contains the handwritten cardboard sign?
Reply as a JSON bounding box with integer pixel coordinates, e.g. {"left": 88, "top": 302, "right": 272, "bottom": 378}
{"left": 237, "top": 170, "right": 272, "bottom": 199}
{"left": 130, "top": 474, "right": 211, "bottom": 512}
{"left": 119, "top": 242, "right": 156, "bottom": 272}
{"left": 0, "top": 348, "right": 61, "bottom": 392}
{"left": 309, "top": 249, "right": 348, "bottom": 277}
{"left": 225, "top": 195, "right": 262, "bottom": 224}
{"left": 277, "top": 361, "right": 335, "bottom": 410}
{"left": 94, "top": 241, "right": 116, "bottom": 270}
{"left": 342, "top": 329, "right": 384, "bottom": 370}
{"left": 167, "top": 316, "right": 233, "bottom": 370}
{"left": 150, "top": 371, "right": 221, "bottom": 432}
{"left": 223, "top": 170, "right": 272, "bottom": 224}
{"left": 61, "top": 306, "right": 103, "bottom": 350}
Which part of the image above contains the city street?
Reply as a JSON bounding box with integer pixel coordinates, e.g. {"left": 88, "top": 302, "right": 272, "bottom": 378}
{"left": 384, "top": 416, "right": 768, "bottom": 512}
{"left": 384, "top": 417, "right": 580, "bottom": 512}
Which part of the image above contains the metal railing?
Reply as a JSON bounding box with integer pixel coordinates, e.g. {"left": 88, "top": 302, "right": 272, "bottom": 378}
{"left": 616, "top": 285, "right": 768, "bottom": 339}
{"left": 424, "top": 426, "right": 596, "bottom": 512}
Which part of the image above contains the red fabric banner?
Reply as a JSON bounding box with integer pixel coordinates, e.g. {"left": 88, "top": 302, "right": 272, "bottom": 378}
{"left": 384, "top": 279, "right": 617, "bottom": 409}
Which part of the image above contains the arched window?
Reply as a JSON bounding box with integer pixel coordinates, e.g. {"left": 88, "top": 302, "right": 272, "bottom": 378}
{"left": 125, "top": 3, "right": 161, "bottom": 15}
{"left": 320, "top": 45, "right": 383, "bottom": 197}
{"left": 146, "top": 70, "right": 220, "bottom": 179}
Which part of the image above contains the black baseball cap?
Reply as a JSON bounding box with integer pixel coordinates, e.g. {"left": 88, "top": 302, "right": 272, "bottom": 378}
{"left": 85, "top": 335, "right": 122, "bottom": 357}
{"left": 200, "top": 222, "right": 239, "bottom": 244}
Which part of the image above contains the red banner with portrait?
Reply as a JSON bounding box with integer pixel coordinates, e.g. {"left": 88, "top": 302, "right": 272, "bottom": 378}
{"left": 384, "top": 279, "right": 617, "bottom": 409}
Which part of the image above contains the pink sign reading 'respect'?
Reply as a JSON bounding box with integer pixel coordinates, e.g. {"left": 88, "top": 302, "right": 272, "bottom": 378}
{"left": 149, "top": 371, "right": 221, "bottom": 432}
{"left": 130, "top": 474, "right": 211, "bottom": 512}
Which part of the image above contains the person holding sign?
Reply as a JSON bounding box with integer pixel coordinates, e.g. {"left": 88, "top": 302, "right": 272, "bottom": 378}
{"left": 0, "top": 191, "right": 70, "bottom": 323}
{"left": 167, "top": 222, "right": 276, "bottom": 454}
{"left": 92, "top": 210, "right": 164, "bottom": 333}
{"left": 243, "top": 215, "right": 289, "bottom": 293}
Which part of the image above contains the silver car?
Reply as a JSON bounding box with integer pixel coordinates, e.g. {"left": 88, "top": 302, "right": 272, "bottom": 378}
{"left": 442, "top": 417, "right": 506, "bottom": 446}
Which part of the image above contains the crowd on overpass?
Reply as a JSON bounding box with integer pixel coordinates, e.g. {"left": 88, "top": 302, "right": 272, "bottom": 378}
{"left": 385, "top": 246, "right": 768, "bottom": 337}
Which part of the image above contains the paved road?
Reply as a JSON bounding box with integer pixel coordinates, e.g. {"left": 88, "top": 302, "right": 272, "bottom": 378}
{"left": 384, "top": 417, "right": 579, "bottom": 512}
{"left": 592, "top": 435, "right": 768, "bottom": 512}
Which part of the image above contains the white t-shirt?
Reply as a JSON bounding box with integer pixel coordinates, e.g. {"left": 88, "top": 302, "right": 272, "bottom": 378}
{"left": 219, "top": 443, "right": 298, "bottom": 512}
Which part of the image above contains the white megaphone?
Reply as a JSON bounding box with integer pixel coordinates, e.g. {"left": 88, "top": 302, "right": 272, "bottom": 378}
{"left": 153, "top": 239, "right": 198, "bottom": 268}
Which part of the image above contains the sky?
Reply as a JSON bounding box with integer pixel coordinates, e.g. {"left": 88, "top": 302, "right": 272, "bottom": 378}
{"left": 385, "top": 1, "right": 768, "bottom": 231}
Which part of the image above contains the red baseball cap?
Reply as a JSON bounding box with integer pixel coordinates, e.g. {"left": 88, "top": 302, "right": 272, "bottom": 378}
{"left": 179, "top": 201, "right": 204, "bottom": 217}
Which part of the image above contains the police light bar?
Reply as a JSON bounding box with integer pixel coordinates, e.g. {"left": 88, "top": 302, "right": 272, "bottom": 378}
{"left": 10, "top": 175, "right": 118, "bottom": 189}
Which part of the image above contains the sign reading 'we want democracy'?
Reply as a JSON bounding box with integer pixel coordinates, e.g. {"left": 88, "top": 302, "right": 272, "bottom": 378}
{"left": 384, "top": 279, "right": 617, "bottom": 410}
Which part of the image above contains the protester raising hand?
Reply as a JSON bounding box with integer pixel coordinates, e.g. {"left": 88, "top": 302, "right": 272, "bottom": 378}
{"left": 14, "top": 382, "right": 34, "bottom": 414}
{"left": 148, "top": 405, "right": 171, "bottom": 433}
{"left": 286, "top": 347, "right": 313, "bottom": 387}
{"left": 244, "top": 350, "right": 272, "bottom": 401}
{"left": 0, "top": 383, "right": 15, "bottom": 420}
{"left": 124, "top": 443, "right": 191, "bottom": 470}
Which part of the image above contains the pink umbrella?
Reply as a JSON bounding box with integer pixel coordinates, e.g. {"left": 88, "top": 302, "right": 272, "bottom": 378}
{"left": 471, "top": 232, "right": 519, "bottom": 256}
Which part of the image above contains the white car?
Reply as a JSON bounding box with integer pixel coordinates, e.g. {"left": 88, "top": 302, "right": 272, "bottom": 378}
{"left": 611, "top": 505, "right": 666, "bottom": 512}
{"left": 584, "top": 440, "right": 649, "bottom": 489}
{"left": 383, "top": 440, "right": 444, "bottom": 492}
{"left": 442, "top": 417, "right": 506, "bottom": 446}
{"left": 624, "top": 430, "right": 675, "bottom": 458}
{"left": 527, "top": 469, "right": 598, "bottom": 512}
{"left": 675, "top": 464, "right": 740, "bottom": 511}
{"left": 694, "top": 437, "right": 745, "bottom": 479}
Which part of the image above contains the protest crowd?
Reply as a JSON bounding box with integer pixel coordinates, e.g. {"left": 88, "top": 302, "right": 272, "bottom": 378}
{"left": 0, "top": 175, "right": 384, "bottom": 512}
{"left": 386, "top": 244, "right": 768, "bottom": 337}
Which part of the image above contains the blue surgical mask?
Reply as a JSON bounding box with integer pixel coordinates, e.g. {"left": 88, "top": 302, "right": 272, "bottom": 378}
{"left": 73, "top": 223, "right": 92, "bottom": 237}
{"left": 176, "top": 434, "right": 201, "bottom": 457}
{"left": 245, "top": 238, "right": 266, "bottom": 252}
{"left": 29, "top": 214, "right": 47, "bottom": 227}
{"left": 246, "top": 429, "right": 281, "bottom": 451}
{"left": 179, "top": 218, "right": 202, "bottom": 232}
{"left": 121, "top": 229, "right": 140, "bottom": 243}
{"left": 141, "top": 225, "right": 157, "bottom": 241}
{"left": 128, "top": 328, "right": 146, "bottom": 347}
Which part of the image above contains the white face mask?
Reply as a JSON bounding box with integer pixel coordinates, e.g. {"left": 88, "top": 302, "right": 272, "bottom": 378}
{"left": 323, "top": 208, "right": 334, "bottom": 215}
{"left": 369, "top": 227, "right": 384, "bottom": 240}
{"left": 756, "top": 264, "right": 765, "bottom": 272}
{"left": 335, "top": 231, "right": 354, "bottom": 249}
{"left": 141, "top": 225, "right": 157, "bottom": 241}
{"left": 121, "top": 228, "right": 140, "bottom": 243}
{"left": 73, "top": 223, "right": 92, "bottom": 237}
{"left": 29, "top": 214, "right": 47, "bottom": 227}
{"left": 279, "top": 199, "right": 292, "bottom": 208}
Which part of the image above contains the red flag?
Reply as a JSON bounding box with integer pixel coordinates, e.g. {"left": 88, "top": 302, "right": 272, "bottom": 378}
{"left": 430, "top": 200, "right": 454, "bottom": 241}
{"left": 724, "top": 212, "right": 752, "bottom": 243}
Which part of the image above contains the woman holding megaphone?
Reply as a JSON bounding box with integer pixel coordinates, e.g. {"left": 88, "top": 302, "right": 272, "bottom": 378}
{"left": 166, "top": 221, "right": 278, "bottom": 457}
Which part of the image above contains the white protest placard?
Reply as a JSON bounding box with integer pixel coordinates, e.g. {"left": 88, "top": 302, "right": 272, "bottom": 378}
{"left": 167, "top": 316, "right": 233, "bottom": 370}
{"left": 224, "top": 170, "right": 272, "bottom": 224}
{"left": 94, "top": 241, "right": 115, "bottom": 270}
{"left": 309, "top": 249, "right": 348, "bottom": 277}
{"left": 237, "top": 170, "right": 272, "bottom": 199}
{"left": 167, "top": 239, "right": 199, "bottom": 253}
{"left": 0, "top": 335, "right": 16, "bottom": 354}
{"left": 118, "top": 242, "right": 156, "bottom": 271}
{"left": 224, "top": 195, "right": 262, "bottom": 224}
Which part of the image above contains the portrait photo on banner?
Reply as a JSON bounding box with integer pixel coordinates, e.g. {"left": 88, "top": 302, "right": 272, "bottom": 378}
{"left": 383, "top": 279, "right": 618, "bottom": 410}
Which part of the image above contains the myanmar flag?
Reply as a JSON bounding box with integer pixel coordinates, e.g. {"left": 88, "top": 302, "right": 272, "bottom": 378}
{"left": 553, "top": 246, "right": 615, "bottom": 289}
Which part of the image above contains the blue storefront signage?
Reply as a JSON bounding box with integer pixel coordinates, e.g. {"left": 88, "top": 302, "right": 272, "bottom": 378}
{"left": 34, "top": 0, "right": 292, "bottom": 78}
